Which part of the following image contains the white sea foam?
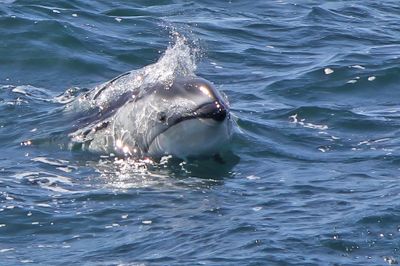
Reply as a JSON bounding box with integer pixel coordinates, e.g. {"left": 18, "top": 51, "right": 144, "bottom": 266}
{"left": 350, "top": 65, "right": 365, "bottom": 70}
{"left": 324, "top": 68, "right": 334, "bottom": 75}
{"left": 94, "top": 157, "right": 167, "bottom": 189}
{"left": 289, "top": 114, "right": 328, "bottom": 130}
{"left": 13, "top": 171, "right": 75, "bottom": 193}
{"left": 0, "top": 248, "right": 14, "bottom": 253}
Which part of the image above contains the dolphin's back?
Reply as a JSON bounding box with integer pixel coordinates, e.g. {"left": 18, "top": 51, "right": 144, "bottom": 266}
{"left": 67, "top": 71, "right": 143, "bottom": 153}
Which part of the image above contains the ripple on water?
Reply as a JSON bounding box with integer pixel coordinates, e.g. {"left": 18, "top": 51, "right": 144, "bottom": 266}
{"left": 1, "top": 0, "right": 400, "bottom": 265}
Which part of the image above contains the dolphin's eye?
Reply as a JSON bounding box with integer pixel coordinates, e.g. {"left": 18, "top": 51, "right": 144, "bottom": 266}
{"left": 158, "top": 112, "right": 167, "bottom": 123}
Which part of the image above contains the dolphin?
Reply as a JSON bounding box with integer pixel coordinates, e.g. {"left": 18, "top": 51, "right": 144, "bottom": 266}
{"left": 68, "top": 72, "right": 232, "bottom": 159}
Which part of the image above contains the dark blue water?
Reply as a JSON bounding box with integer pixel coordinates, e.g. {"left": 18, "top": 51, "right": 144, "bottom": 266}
{"left": 1, "top": 0, "right": 400, "bottom": 265}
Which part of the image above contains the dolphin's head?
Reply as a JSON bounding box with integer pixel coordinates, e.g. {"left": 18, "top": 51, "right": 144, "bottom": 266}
{"left": 132, "top": 77, "right": 232, "bottom": 159}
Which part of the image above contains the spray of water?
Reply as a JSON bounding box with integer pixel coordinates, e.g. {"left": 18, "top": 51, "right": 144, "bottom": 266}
{"left": 142, "top": 31, "right": 198, "bottom": 85}
{"left": 66, "top": 31, "right": 200, "bottom": 113}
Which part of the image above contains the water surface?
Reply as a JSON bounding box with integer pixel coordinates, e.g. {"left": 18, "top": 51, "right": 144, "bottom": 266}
{"left": 1, "top": 0, "right": 400, "bottom": 265}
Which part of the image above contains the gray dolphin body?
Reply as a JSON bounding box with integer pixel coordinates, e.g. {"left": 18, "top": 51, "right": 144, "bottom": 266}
{"left": 68, "top": 72, "right": 232, "bottom": 159}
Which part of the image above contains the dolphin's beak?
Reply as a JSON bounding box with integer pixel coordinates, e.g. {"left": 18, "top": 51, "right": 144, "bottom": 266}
{"left": 194, "top": 101, "right": 228, "bottom": 122}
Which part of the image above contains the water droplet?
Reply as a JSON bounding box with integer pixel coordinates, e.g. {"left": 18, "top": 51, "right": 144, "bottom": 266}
{"left": 252, "top": 207, "right": 262, "bottom": 212}
{"left": 318, "top": 147, "right": 328, "bottom": 153}
{"left": 246, "top": 175, "right": 260, "bottom": 180}
{"left": 21, "top": 140, "right": 32, "bottom": 146}
{"left": 384, "top": 256, "right": 398, "bottom": 265}
{"left": 0, "top": 248, "right": 14, "bottom": 253}
{"left": 123, "top": 146, "right": 130, "bottom": 154}
{"left": 351, "top": 65, "right": 365, "bottom": 70}
{"left": 116, "top": 139, "right": 123, "bottom": 148}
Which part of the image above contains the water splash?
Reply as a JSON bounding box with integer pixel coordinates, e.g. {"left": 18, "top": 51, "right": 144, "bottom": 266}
{"left": 141, "top": 31, "right": 198, "bottom": 85}
{"left": 13, "top": 171, "right": 74, "bottom": 193}
{"left": 94, "top": 157, "right": 167, "bottom": 189}
{"left": 66, "top": 32, "right": 199, "bottom": 112}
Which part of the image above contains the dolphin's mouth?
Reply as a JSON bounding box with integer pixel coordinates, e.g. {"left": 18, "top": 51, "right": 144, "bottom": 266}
{"left": 145, "top": 102, "right": 229, "bottom": 153}
{"left": 176, "top": 102, "right": 228, "bottom": 124}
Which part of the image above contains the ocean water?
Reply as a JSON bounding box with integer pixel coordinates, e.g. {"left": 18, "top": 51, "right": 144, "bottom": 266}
{"left": 1, "top": 0, "right": 400, "bottom": 265}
